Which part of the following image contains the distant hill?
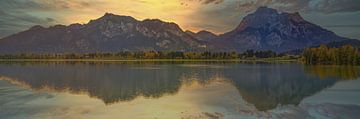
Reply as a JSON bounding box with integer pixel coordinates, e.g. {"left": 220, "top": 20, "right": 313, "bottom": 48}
{"left": 185, "top": 30, "right": 217, "bottom": 41}
{"left": 0, "top": 7, "right": 358, "bottom": 54}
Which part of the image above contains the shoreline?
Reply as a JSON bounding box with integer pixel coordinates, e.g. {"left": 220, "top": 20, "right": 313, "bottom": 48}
{"left": 0, "top": 59, "right": 299, "bottom": 62}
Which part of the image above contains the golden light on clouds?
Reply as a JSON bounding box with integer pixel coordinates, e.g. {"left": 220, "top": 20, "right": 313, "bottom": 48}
{"left": 1, "top": 0, "right": 360, "bottom": 38}
{"left": 50, "top": 0, "right": 204, "bottom": 32}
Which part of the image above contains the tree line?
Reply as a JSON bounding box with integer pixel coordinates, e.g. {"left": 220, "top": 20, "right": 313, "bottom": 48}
{"left": 0, "top": 50, "right": 285, "bottom": 60}
{"left": 302, "top": 45, "right": 359, "bottom": 65}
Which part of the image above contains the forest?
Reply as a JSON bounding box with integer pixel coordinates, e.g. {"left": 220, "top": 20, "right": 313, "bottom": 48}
{"left": 1, "top": 45, "right": 359, "bottom": 65}
{"left": 302, "top": 45, "right": 360, "bottom": 65}
{"left": 0, "top": 50, "right": 289, "bottom": 60}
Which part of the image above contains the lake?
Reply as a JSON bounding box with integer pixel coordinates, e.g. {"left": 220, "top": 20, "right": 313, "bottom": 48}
{"left": 0, "top": 62, "right": 360, "bottom": 119}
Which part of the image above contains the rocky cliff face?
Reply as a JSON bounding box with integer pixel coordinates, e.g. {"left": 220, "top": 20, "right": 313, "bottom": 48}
{"left": 216, "top": 7, "right": 354, "bottom": 52}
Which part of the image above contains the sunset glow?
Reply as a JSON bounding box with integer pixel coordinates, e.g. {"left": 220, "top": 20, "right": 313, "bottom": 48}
{"left": 0, "top": 0, "right": 360, "bottom": 38}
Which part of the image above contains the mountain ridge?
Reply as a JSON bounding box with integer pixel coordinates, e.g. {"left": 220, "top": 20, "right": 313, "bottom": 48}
{"left": 0, "top": 7, "right": 358, "bottom": 54}
{"left": 0, "top": 13, "right": 211, "bottom": 54}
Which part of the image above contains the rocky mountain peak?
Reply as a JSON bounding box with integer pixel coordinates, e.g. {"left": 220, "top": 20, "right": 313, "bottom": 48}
{"left": 235, "top": 7, "right": 282, "bottom": 31}
{"left": 142, "top": 19, "right": 183, "bottom": 32}
{"left": 29, "top": 25, "right": 45, "bottom": 30}
{"left": 100, "top": 13, "right": 118, "bottom": 20}
{"left": 104, "top": 12, "right": 115, "bottom": 17}
{"left": 235, "top": 7, "right": 308, "bottom": 32}
{"left": 101, "top": 13, "right": 133, "bottom": 20}
{"left": 218, "top": 7, "right": 353, "bottom": 53}
{"left": 88, "top": 13, "right": 137, "bottom": 25}
{"left": 253, "top": 6, "right": 279, "bottom": 15}
{"left": 68, "top": 23, "right": 83, "bottom": 30}
{"left": 285, "top": 12, "right": 305, "bottom": 23}
{"left": 49, "top": 25, "right": 67, "bottom": 29}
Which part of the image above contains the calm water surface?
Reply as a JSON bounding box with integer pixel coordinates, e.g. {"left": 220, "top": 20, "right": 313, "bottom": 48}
{"left": 0, "top": 62, "right": 360, "bottom": 119}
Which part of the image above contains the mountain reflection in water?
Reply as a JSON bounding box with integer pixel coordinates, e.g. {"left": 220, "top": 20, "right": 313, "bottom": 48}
{"left": 0, "top": 62, "right": 359, "bottom": 112}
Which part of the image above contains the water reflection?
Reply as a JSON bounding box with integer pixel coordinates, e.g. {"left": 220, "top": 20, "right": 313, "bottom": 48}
{"left": 305, "top": 65, "right": 360, "bottom": 80}
{"left": 225, "top": 64, "right": 340, "bottom": 111}
{"left": 0, "top": 62, "right": 358, "bottom": 112}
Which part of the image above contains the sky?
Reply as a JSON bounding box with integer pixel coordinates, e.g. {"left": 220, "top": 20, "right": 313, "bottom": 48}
{"left": 0, "top": 0, "right": 360, "bottom": 39}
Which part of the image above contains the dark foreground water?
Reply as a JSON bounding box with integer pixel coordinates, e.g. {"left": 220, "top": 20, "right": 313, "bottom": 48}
{"left": 0, "top": 62, "right": 359, "bottom": 119}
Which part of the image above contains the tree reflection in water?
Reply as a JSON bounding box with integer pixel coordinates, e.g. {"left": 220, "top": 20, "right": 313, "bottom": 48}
{"left": 304, "top": 65, "right": 360, "bottom": 80}
{"left": 0, "top": 62, "right": 358, "bottom": 111}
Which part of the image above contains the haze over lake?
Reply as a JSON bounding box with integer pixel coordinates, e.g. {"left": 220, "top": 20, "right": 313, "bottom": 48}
{"left": 0, "top": 62, "right": 359, "bottom": 119}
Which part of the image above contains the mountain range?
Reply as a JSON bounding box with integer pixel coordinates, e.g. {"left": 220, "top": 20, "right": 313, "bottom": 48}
{"left": 0, "top": 7, "right": 358, "bottom": 54}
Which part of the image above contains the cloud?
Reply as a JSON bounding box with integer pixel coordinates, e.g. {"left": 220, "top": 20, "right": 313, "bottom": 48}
{"left": 325, "top": 24, "right": 360, "bottom": 28}
{"left": 310, "top": 0, "right": 360, "bottom": 13}
{"left": 185, "top": 0, "right": 360, "bottom": 13}
{"left": 46, "top": 18, "right": 55, "bottom": 22}
{"left": 0, "top": 0, "right": 359, "bottom": 40}
{"left": 202, "top": 0, "right": 225, "bottom": 4}
{"left": 230, "top": 0, "right": 360, "bottom": 14}
{"left": 179, "top": 0, "right": 360, "bottom": 39}
{"left": 0, "top": 0, "right": 49, "bottom": 37}
{"left": 183, "top": 0, "right": 225, "bottom": 5}
{"left": 0, "top": 9, "right": 55, "bottom": 37}
{"left": 183, "top": 1, "right": 246, "bottom": 34}
{"left": 0, "top": 0, "right": 107, "bottom": 38}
